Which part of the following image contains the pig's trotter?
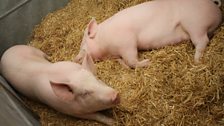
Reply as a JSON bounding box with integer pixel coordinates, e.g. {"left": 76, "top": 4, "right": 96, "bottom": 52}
{"left": 136, "top": 59, "right": 150, "bottom": 68}
{"left": 121, "top": 48, "right": 150, "bottom": 68}
{"left": 103, "top": 118, "right": 115, "bottom": 126}
{"left": 117, "top": 59, "right": 131, "bottom": 69}
{"left": 117, "top": 58, "right": 150, "bottom": 68}
{"left": 191, "top": 35, "right": 209, "bottom": 63}
{"left": 93, "top": 113, "right": 115, "bottom": 126}
{"left": 76, "top": 112, "right": 115, "bottom": 125}
{"left": 44, "top": 54, "right": 51, "bottom": 61}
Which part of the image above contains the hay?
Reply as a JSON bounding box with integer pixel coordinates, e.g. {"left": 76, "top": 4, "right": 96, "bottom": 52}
{"left": 26, "top": 0, "right": 224, "bottom": 125}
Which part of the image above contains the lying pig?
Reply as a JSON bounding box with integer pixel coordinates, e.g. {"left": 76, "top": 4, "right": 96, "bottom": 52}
{"left": 0, "top": 45, "right": 120, "bottom": 125}
{"left": 74, "top": 0, "right": 222, "bottom": 68}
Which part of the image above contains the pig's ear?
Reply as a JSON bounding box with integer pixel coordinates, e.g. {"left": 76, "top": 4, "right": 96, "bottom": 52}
{"left": 82, "top": 53, "right": 97, "bottom": 75}
{"left": 50, "top": 81, "right": 75, "bottom": 101}
{"left": 74, "top": 50, "right": 86, "bottom": 64}
{"left": 87, "top": 18, "right": 98, "bottom": 39}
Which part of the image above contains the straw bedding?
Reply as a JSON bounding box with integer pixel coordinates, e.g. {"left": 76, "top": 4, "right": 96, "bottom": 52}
{"left": 25, "top": 0, "right": 224, "bottom": 125}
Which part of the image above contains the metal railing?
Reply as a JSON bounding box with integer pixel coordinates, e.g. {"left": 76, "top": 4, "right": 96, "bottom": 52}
{"left": 0, "top": 0, "right": 31, "bottom": 20}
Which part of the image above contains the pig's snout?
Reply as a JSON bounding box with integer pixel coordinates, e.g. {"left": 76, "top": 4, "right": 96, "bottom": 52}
{"left": 110, "top": 92, "right": 120, "bottom": 104}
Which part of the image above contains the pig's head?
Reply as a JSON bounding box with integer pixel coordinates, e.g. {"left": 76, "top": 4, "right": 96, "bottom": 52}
{"left": 74, "top": 18, "right": 99, "bottom": 64}
{"left": 49, "top": 54, "right": 120, "bottom": 114}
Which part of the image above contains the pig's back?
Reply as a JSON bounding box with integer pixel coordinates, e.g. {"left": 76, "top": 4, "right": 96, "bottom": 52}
{"left": 0, "top": 45, "right": 49, "bottom": 74}
{"left": 134, "top": 0, "right": 221, "bottom": 49}
{"left": 0, "top": 45, "right": 50, "bottom": 97}
{"left": 179, "top": 0, "right": 222, "bottom": 34}
{"left": 100, "top": 0, "right": 181, "bottom": 49}
{"left": 132, "top": 0, "right": 187, "bottom": 49}
{"left": 103, "top": 1, "right": 162, "bottom": 31}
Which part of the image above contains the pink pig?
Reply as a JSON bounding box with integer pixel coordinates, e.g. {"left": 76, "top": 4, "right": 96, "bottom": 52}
{"left": 0, "top": 45, "right": 120, "bottom": 125}
{"left": 74, "top": 0, "right": 222, "bottom": 68}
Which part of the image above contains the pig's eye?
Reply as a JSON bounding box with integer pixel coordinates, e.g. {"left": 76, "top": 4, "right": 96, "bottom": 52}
{"left": 68, "top": 88, "right": 73, "bottom": 93}
{"left": 81, "top": 90, "right": 93, "bottom": 97}
{"left": 78, "top": 57, "right": 83, "bottom": 62}
{"left": 83, "top": 92, "right": 89, "bottom": 96}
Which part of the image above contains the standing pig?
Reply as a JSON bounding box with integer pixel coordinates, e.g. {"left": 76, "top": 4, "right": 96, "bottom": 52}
{"left": 0, "top": 45, "right": 120, "bottom": 125}
{"left": 74, "top": 0, "right": 222, "bottom": 68}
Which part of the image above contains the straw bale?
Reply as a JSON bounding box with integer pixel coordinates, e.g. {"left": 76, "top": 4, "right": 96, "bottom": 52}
{"left": 26, "top": 0, "right": 224, "bottom": 125}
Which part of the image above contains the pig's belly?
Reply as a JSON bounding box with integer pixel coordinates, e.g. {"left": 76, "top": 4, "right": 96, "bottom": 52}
{"left": 138, "top": 25, "right": 189, "bottom": 50}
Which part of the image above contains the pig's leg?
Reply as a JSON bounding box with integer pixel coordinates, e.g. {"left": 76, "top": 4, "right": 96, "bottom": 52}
{"left": 43, "top": 53, "right": 50, "bottom": 61}
{"left": 120, "top": 48, "right": 149, "bottom": 68}
{"left": 75, "top": 112, "right": 114, "bottom": 125}
{"left": 190, "top": 33, "right": 209, "bottom": 63}
{"left": 181, "top": 18, "right": 210, "bottom": 63}
{"left": 116, "top": 58, "right": 131, "bottom": 69}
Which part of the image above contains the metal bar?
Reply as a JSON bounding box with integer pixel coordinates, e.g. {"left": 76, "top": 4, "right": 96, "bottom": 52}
{"left": 0, "top": 0, "right": 31, "bottom": 20}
